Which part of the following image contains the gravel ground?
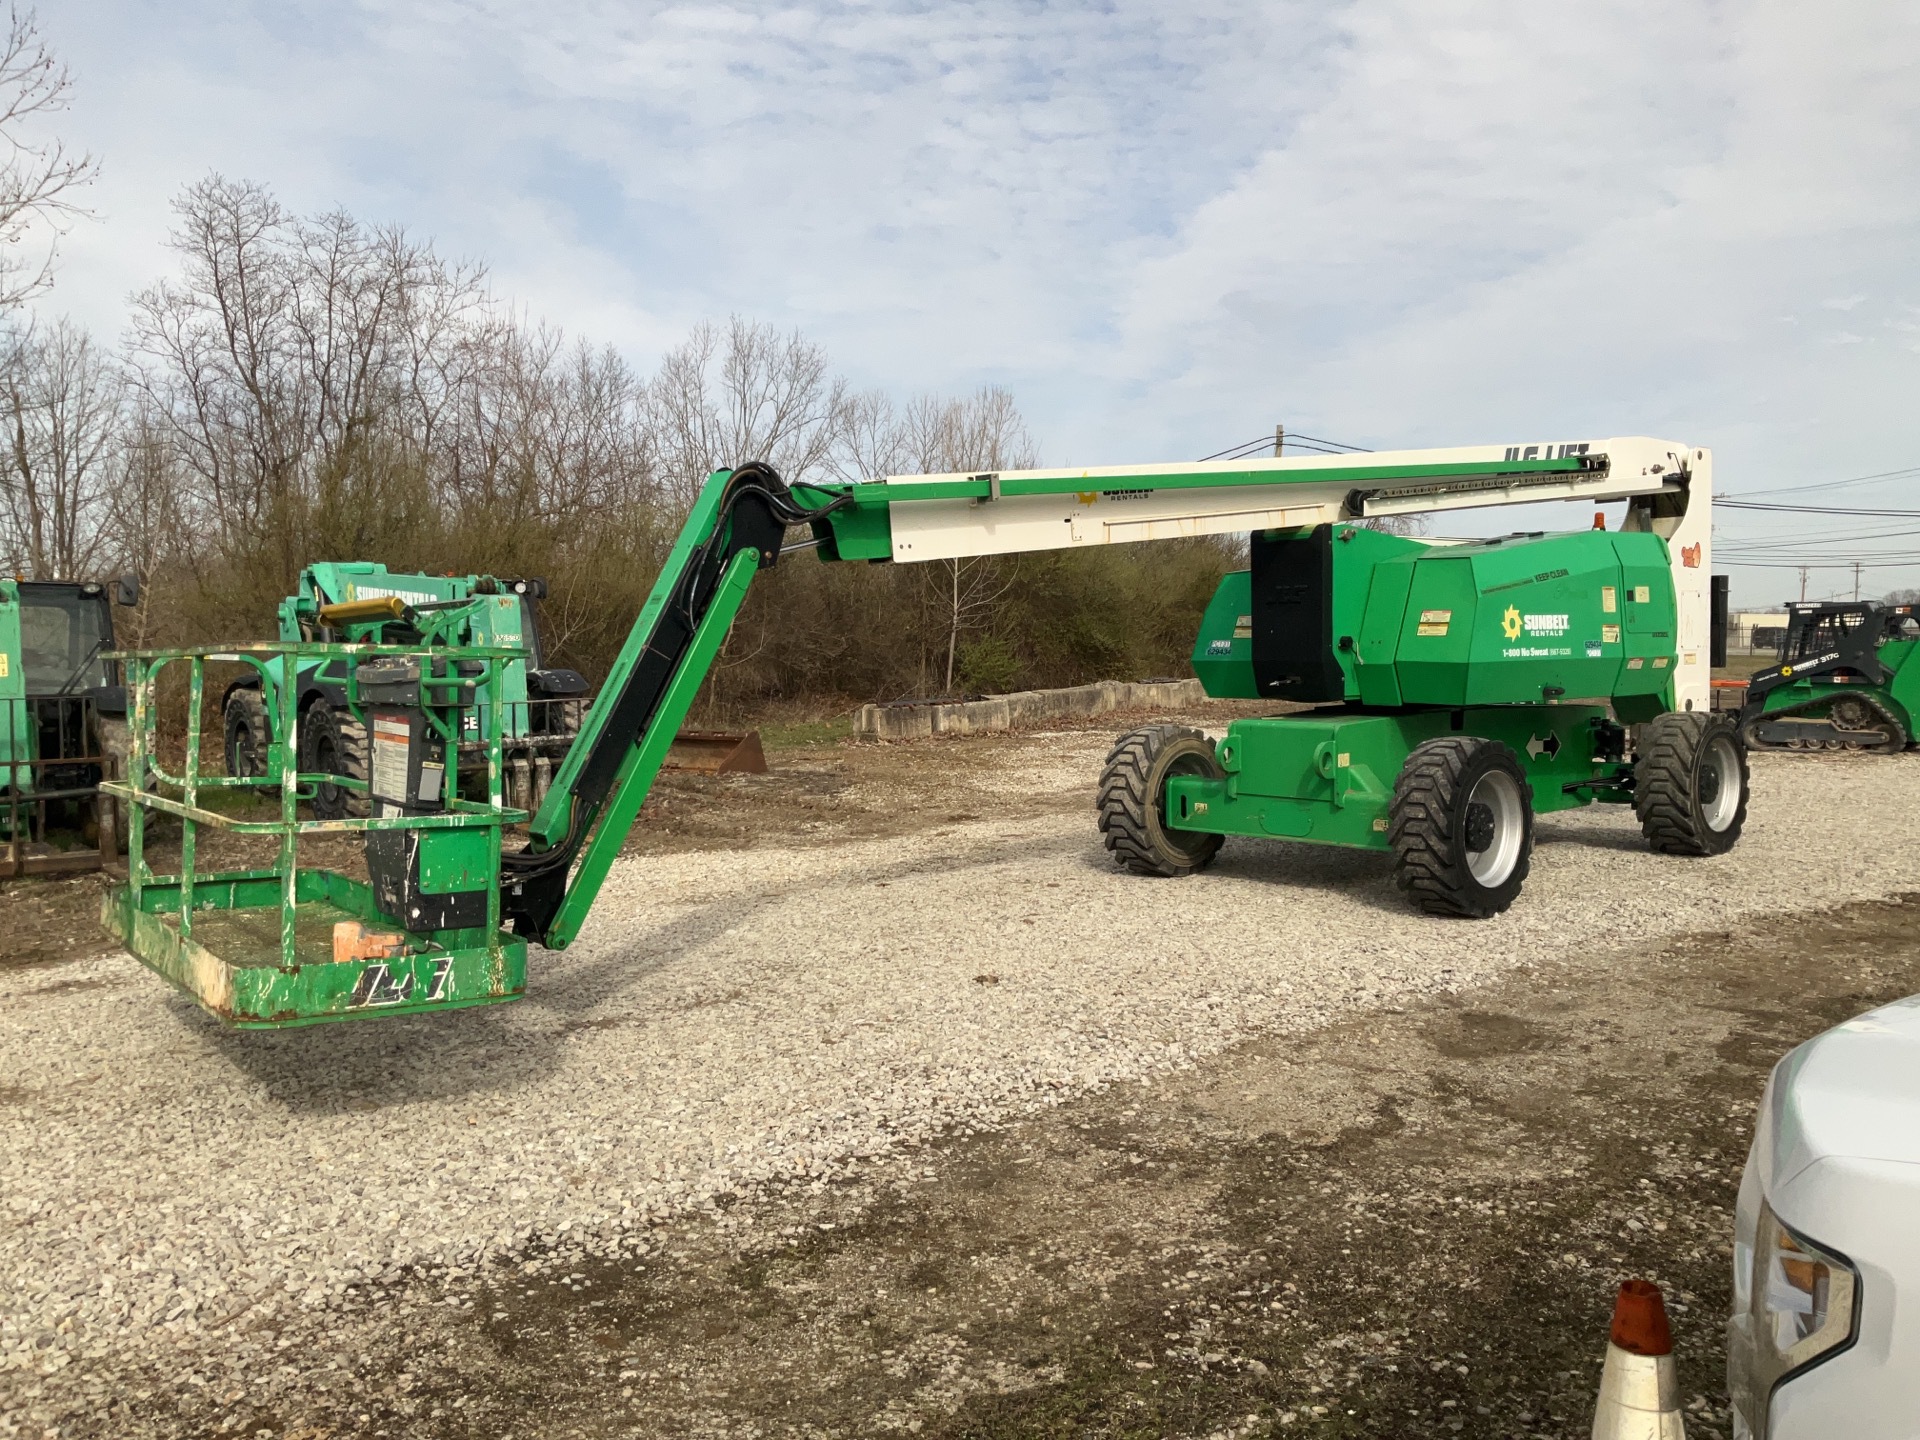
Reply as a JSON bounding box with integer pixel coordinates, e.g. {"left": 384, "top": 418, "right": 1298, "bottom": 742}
{"left": 2, "top": 736, "right": 1913, "bottom": 1435}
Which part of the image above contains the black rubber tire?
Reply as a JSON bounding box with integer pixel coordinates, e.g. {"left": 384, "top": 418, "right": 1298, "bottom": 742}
{"left": 303, "top": 702, "right": 369, "bottom": 820}
{"left": 1388, "top": 736, "right": 1533, "bottom": 918}
{"left": 1097, "top": 725, "right": 1225, "bottom": 877}
{"left": 1634, "top": 711, "right": 1748, "bottom": 856}
{"left": 224, "top": 689, "right": 270, "bottom": 781}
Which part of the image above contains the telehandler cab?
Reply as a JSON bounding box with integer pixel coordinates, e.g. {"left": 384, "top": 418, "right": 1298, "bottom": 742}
{"left": 101, "top": 435, "right": 1744, "bottom": 1025}
{"left": 2, "top": 576, "right": 137, "bottom": 877}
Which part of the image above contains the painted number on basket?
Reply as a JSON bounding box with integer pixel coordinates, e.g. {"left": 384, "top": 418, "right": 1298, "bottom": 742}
{"left": 348, "top": 958, "right": 453, "bottom": 1008}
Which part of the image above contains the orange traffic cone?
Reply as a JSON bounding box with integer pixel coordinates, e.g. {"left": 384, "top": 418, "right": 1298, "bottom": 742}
{"left": 1591, "top": 1279, "right": 1685, "bottom": 1439}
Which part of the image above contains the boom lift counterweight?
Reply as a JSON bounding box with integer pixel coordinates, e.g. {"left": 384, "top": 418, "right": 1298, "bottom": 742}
{"left": 103, "top": 436, "right": 1742, "bottom": 1025}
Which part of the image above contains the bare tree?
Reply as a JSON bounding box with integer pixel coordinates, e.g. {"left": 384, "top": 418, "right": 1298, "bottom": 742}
{"left": 0, "top": 6, "right": 97, "bottom": 308}
{"left": 129, "top": 176, "right": 489, "bottom": 584}
{"left": 99, "top": 394, "right": 187, "bottom": 647}
{"left": 0, "top": 315, "right": 121, "bottom": 577}
{"left": 893, "top": 386, "right": 1037, "bottom": 692}
{"left": 646, "top": 317, "right": 850, "bottom": 509}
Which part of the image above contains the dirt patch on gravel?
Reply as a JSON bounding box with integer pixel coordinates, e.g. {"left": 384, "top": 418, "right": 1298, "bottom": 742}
{"left": 87, "top": 893, "right": 1920, "bottom": 1440}
{"left": 620, "top": 702, "right": 1273, "bottom": 857}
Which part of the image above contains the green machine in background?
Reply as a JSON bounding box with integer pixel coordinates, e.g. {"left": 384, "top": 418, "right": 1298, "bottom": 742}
{"left": 106, "top": 435, "right": 1743, "bottom": 1025}
{"left": 1736, "top": 600, "right": 1920, "bottom": 754}
{"left": 221, "top": 562, "right": 589, "bottom": 819}
{"left": 1, "top": 577, "right": 136, "bottom": 877}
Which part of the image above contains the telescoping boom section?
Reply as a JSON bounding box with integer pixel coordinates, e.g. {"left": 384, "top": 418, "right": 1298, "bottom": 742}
{"left": 502, "top": 437, "right": 1721, "bottom": 948}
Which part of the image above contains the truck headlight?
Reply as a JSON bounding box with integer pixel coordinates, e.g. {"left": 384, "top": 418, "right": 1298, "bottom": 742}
{"left": 1729, "top": 1198, "right": 1860, "bottom": 1438}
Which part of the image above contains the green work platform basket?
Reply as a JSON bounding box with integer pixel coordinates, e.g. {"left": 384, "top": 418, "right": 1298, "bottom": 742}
{"left": 99, "top": 641, "right": 530, "bottom": 1028}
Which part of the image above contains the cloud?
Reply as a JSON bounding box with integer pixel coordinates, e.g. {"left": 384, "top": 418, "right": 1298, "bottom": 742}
{"left": 33, "top": 0, "right": 1920, "bottom": 601}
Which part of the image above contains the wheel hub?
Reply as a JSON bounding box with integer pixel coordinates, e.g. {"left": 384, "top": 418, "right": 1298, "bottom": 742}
{"left": 1464, "top": 802, "right": 1495, "bottom": 853}
{"left": 1698, "top": 766, "right": 1720, "bottom": 806}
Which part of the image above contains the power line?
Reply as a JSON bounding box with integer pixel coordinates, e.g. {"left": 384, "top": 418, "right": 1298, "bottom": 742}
{"left": 1723, "top": 464, "right": 1920, "bottom": 499}
{"left": 1197, "top": 430, "right": 1373, "bottom": 462}
{"left": 1288, "top": 432, "right": 1373, "bottom": 453}
{"left": 1716, "top": 522, "right": 1920, "bottom": 551}
{"left": 1719, "top": 500, "right": 1920, "bottom": 517}
{"left": 1718, "top": 557, "right": 1920, "bottom": 570}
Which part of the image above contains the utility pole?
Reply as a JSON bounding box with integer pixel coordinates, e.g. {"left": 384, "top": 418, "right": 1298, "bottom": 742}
{"left": 1853, "top": 562, "right": 1863, "bottom": 602}
{"left": 1273, "top": 424, "right": 1284, "bottom": 458}
{"left": 1799, "top": 566, "right": 1809, "bottom": 602}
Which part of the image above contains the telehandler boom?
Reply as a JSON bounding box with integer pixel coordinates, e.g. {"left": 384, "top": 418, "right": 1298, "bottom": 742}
{"left": 103, "top": 435, "right": 1742, "bottom": 1025}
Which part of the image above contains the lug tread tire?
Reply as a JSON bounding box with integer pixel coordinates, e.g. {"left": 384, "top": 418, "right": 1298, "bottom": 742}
{"left": 306, "top": 704, "right": 369, "bottom": 820}
{"left": 1634, "top": 712, "right": 1748, "bottom": 856}
{"left": 1097, "top": 724, "right": 1224, "bottom": 877}
{"left": 224, "top": 689, "right": 269, "bottom": 780}
{"left": 1388, "top": 736, "right": 1532, "bottom": 919}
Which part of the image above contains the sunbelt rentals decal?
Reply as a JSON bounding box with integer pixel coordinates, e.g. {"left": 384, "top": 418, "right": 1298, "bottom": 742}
{"left": 1500, "top": 604, "right": 1572, "bottom": 658}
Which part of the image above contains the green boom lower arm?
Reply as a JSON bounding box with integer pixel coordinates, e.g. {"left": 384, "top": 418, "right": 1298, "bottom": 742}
{"left": 499, "top": 464, "right": 837, "bottom": 946}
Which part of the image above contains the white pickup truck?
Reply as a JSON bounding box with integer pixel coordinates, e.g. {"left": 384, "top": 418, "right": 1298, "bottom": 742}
{"left": 1728, "top": 992, "right": 1920, "bottom": 1437}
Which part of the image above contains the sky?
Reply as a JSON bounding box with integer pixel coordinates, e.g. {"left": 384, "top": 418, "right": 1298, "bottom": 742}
{"left": 30, "top": 0, "right": 1920, "bottom": 607}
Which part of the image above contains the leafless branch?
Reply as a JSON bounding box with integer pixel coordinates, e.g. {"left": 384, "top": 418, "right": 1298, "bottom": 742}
{"left": 0, "top": 5, "right": 99, "bottom": 307}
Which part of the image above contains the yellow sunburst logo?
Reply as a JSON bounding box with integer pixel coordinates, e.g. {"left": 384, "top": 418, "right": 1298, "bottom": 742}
{"left": 1502, "top": 605, "right": 1522, "bottom": 640}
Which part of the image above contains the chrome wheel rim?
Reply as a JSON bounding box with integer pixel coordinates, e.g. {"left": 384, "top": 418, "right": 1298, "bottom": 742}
{"left": 1700, "top": 734, "right": 1742, "bottom": 832}
{"left": 1463, "top": 769, "right": 1524, "bottom": 887}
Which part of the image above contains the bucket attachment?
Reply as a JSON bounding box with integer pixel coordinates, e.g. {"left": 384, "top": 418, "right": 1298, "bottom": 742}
{"left": 663, "top": 729, "right": 769, "bottom": 775}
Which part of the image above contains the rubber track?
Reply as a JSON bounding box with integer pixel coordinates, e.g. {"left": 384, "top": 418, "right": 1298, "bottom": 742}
{"left": 1097, "top": 724, "right": 1217, "bottom": 877}
{"left": 1635, "top": 712, "right": 1741, "bottom": 855}
{"left": 1742, "top": 689, "right": 1907, "bottom": 755}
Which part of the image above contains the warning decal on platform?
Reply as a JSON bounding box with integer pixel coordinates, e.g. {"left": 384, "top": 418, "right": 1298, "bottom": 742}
{"left": 370, "top": 716, "right": 410, "bottom": 803}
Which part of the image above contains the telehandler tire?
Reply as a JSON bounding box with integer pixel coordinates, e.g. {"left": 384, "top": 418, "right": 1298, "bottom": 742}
{"left": 1634, "top": 711, "right": 1748, "bottom": 856}
{"left": 1098, "top": 725, "right": 1225, "bottom": 877}
{"left": 303, "top": 702, "right": 369, "bottom": 820}
{"left": 1389, "top": 736, "right": 1533, "bottom": 918}
{"left": 223, "top": 689, "right": 271, "bottom": 783}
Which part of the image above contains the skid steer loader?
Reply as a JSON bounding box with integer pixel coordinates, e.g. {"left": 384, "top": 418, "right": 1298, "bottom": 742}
{"left": 1737, "top": 600, "right": 1920, "bottom": 754}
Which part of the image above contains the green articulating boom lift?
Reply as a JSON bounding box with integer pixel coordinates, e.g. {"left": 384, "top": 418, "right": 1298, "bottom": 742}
{"left": 222, "top": 563, "right": 590, "bottom": 818}
{"left": 1736, "top": 600, "right": 1920, "bottom": 754}
{"left": 102, "top": 435, "right": 1743, "bottom": 1026}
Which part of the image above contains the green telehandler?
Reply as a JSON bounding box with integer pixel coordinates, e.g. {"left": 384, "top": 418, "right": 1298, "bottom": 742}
{"left": 101, "top": 434, "right": 1743, "bottom": 1026}
{"left": 220, "top": 562, "right": 590, "bottom": 818}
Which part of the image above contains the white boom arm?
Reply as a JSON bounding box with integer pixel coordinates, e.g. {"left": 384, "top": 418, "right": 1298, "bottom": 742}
{"left": 869, "top": 436, "right": 1714, "bottom": 713}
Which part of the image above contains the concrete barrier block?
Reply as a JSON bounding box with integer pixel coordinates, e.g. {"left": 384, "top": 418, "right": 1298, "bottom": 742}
{"left": 854, "top": 678, "right": 1210, "bottom": 741}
